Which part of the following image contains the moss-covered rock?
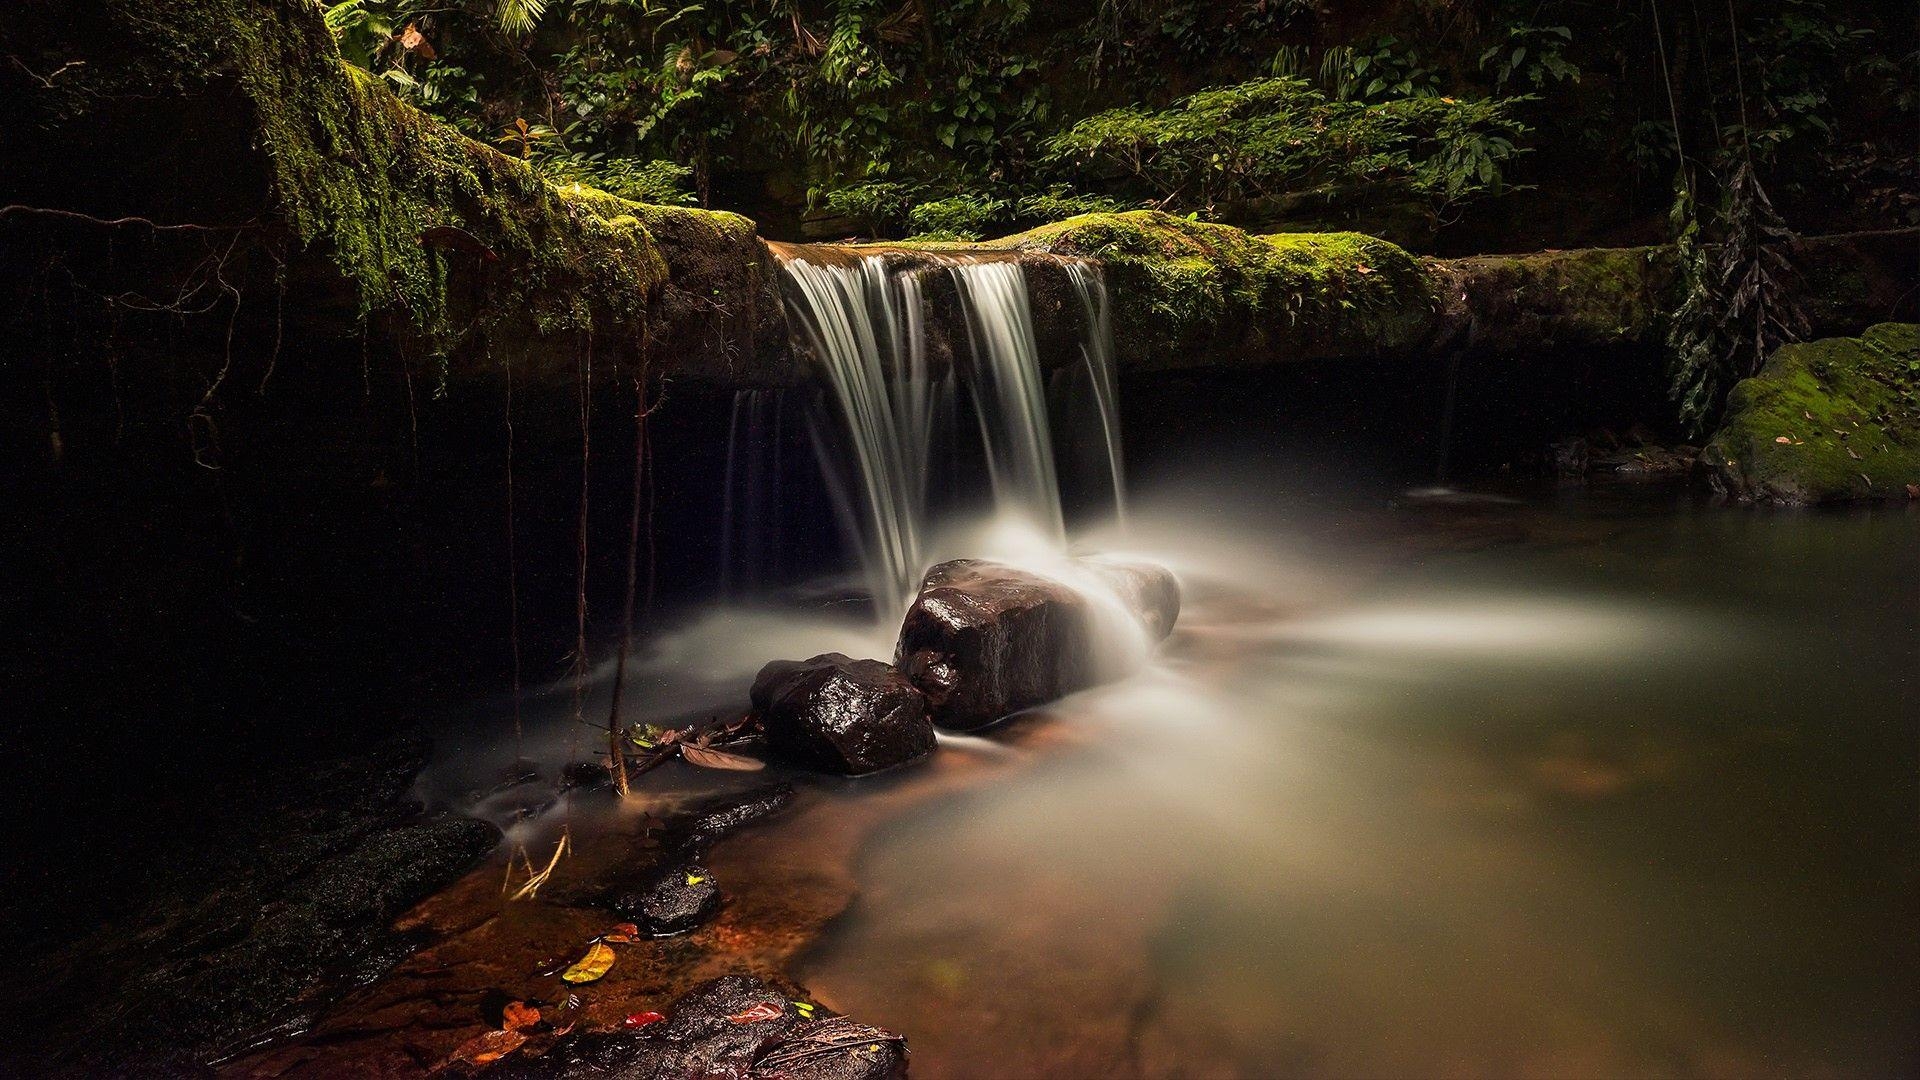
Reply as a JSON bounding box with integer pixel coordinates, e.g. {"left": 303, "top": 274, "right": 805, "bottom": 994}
{"left": 1428, "top": 245, "right": 1674, "bottom": 353}
{"left": 8, "top": 0, "right": 781, "bottom": 386}
{"left": 991, "top": 210, "right": 1436, "bottom": 370}
{"left": 1705, "top": 324, "right": 1920, "bottom": 504}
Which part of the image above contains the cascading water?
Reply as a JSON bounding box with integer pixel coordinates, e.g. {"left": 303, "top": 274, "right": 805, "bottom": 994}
{"left": 950, "top": 261, "right": 1066, "bottom": 545}
{"left": 778, "top": 256, "right": 944, "bottom": 613}
{"left": 1064, "top": 262, "right": 1127, "bottom": 528}
{"left": 774, "top": 250, "right": 1127, "bottom": 618}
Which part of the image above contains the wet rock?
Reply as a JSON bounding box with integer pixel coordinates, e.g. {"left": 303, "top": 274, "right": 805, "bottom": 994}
{"left": 493, "top": 974, "right": 803, "bottom": 1079}
{"left": 752, "top": 1016, "right": 910, "bottom": 1079}
{"left": 896, "top": 558, "right": 1179, "bottom": 731}
{"left": 611, "top": 863, "right": 722, "bottom": 937}
{"left": 751, "top": 654, "right": 935, "bottom": 775}
{"left": 1082, "top": 558, "right": 1182, "bottom": 641}
{"left": 663, "top": 783, "right": 798, "bottom": 857}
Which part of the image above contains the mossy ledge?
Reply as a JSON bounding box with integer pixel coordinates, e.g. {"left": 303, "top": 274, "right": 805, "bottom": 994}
{"left": 1706, "top": 324, "right": 1920, "bottom": 505}
{"left": 6, "top": 0, "right": 785, "bottom": 388}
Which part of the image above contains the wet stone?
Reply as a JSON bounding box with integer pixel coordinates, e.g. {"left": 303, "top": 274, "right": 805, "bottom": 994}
{"left": 493, "top": 974, "right": 802, "bottom": 1079}
{"left": 896, "top": 558, "right": 1180, "bottom": 731}
{"left": 612, "top": 863, "right": 722, "bottom": 937}
{"left": 751, "top": 653, "right": 935, "bottom": 775}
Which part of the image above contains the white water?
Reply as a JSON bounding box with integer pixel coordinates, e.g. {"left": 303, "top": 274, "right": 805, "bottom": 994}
{"left": 775, "top": 252, "right": 1124, "bottom": 618}
{"left": 951, "top": 261, "right": 1065, "bottom": 545}
{"left": 778, "top": 257, "right": 945, "bottom": 613}
{"left": 1064, "top": 262, "right": 1127, "bottom": 528}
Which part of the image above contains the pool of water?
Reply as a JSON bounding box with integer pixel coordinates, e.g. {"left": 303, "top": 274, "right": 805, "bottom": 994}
{"left": 788, "top": 483, "right": 1919, "bottom": 1078}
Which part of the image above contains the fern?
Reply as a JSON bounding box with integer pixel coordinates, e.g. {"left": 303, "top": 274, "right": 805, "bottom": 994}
{"left": 496, "top": 0, "right": 549, "bottom": 36}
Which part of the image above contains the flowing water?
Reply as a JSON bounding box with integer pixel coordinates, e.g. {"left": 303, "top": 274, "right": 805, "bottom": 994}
{"left": 773, "top": 250, "right": 1122, "bottom": 617}
{"left": 792, "top": 479, "right": 1919, "bottom": 1078}
{"left": 408, "top": 263, "right": 1916, "bottom": 1078}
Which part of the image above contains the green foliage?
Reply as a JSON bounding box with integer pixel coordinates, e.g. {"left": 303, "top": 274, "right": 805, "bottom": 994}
{"left": 1667, "top": 165, "right": 1810, "bottom": 433}
{"left": 1324, "top": 37, "right": 1442, "bottom": 102}
{"left": 906, "top": 194, "right": 1012, "bottom": 242}
{"left": 1479, "top": 24, "right": 1579, "bottom": 93}
{"left": 539, "top": 155, "right": 698, "bottom": 206}
{"left": 1045, "top": 77, "right": 1529, "bottom": 218}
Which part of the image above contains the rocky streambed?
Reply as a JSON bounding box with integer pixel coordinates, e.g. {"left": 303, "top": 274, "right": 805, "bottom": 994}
{"left": 198, "top": 556, "right": 1181, "bottom": 1078}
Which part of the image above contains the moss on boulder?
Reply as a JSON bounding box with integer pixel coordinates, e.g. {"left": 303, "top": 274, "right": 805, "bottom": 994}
{"left": 991, "top": 210, "right": 1436, "bottom": 370}
{"left": 13, "top": 0, "right": 780, "bottom": 385}
{"left": 1706, "top": 324, "right": 1920, "bottom": 504}
{"left": 1427, "top": 245, "right": 1674, "bottom": 352}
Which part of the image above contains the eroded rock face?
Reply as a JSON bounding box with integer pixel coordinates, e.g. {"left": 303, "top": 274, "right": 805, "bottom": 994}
{"left": 896, "top": 558, "right": 1179, "bottom": 731}
{"left": 752, "top": 654, "right": 935, "bottom": 775}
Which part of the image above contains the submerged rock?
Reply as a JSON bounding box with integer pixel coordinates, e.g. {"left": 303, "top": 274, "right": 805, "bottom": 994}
{"left": 493, "top": 973, "right": 905, "bottom": 1080}
{"left": 752, "top": 654, "right": 935, "bottom": 775}
{"left": 1707, "top": 323, "right": 1920, "bottom": 504}
{"left": 896, "top": 558, "right": 1179, "bottom": 731}
{"left": 611, "top": 862, "right": 722, "bottom": 937}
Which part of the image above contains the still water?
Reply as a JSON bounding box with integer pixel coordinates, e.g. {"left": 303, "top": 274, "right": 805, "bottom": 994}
{"left": 792, "top": 483, "right": 1918, "bottom": 1078}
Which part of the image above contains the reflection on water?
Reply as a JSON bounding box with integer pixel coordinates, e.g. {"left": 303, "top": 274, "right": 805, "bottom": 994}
{"left": 796, "top": 487, "right": 1919, "bottom": 1078}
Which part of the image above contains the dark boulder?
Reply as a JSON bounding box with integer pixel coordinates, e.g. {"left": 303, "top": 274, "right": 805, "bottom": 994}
{"left": 611, "top": 862, "right": 722, "bottom": 937}
{"left": 896, "top": 558, "right": 1179, "bottom": 731}
{"left": 751, "top": 654, "right": 935, "bottom": 775}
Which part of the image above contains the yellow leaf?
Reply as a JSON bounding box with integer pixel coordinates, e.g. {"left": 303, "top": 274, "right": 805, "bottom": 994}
{"left": 562, "top": 942, "right": 617, "bottom": 984}
{"left": 686, "top": 873, "right": 706, "bottom": 886}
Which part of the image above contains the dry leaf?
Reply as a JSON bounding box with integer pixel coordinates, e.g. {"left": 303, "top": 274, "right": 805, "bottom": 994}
{"left": 436, "top": 1028, "right": 527, "bottom": 1071}
{"left": 727, "top": 1001, "right": 785, "bottom": 1024}
{"left": 399, "top": 24, "right": 435, "bottom": 59}
{"left": 681, "top": 744, "right": 764, "bottom": 771}
{"left": 602, "top": 922, "right": 641, "bottom": 944}
{"left": 502, "top": 1000, "right": 541, "bottom": 1031}
{"left": 1775, "top": 435, "right": 1792, "bottom": 444}
{"left": 622, "top": 1010, "right": 666, "bottom": 1029}
{"left": 561, "top": 942, "right": 617, "bottom": 984}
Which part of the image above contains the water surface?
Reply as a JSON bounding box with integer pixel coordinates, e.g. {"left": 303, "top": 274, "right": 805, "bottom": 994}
{"left": 797, "top": 485, "right": 1918, "bottom": 1078}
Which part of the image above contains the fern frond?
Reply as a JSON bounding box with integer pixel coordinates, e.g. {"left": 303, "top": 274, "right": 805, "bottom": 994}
{"left": 497, "top": 0, "right": 549, "bottom": 36}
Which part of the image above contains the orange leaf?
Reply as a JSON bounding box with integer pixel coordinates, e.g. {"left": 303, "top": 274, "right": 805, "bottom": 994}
{"left": 502, "top": 1000, "right": 541, "bottom": 1031}
{"left": 436, "top": 1028, "right": 527, "bottom": 1071}
{"left": 602, "top": 922, "right": 641, "bottom": 944}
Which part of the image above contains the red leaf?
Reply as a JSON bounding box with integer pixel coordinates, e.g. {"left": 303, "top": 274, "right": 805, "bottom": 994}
{"left": 623, "top": 1010, "right": 666, "bottom": 1030}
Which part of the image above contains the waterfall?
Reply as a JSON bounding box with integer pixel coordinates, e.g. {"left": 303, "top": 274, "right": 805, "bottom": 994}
{"left": 951, "top": 262, "right": 1066, "bottom": 545}
{"left": 779, "top": 256, "right": 943, "bottom": 612}
{"left": 1064, "top": 262, "right": 1127, "bottom": 528}
{"left": 775, "top": 250, "right": 1128, "bottom": 618}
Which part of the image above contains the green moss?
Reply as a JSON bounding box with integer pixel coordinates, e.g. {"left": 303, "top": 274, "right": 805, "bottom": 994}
{"left": 1706, "top": 323, "right": 1920, "bottom": 503}
{"left": 992, "top": 210, "right": 1435, "bottom": 360}
{"left": 100, "top": 0, "right": 754, "bottom": 351}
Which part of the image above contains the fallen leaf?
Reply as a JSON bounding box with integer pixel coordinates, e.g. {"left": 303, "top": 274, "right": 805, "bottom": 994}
{"left": 1904, "top": 483, "right": 1918, "bottom": 498}
{"left": 1775, "top": 435, "right": 1793, "bottom": 443}
{"left": 1847, "top": 447, "right": 1861, "bottom": 460}
{"left": 623, "top": 1010, "right": 666, "bottom": 1030}
{"left": 681, "top": 744, "right": 764, "bottom": 771}
{"left": 685, "top": 872, "right": 707, "bottom": 886}
{"left": 435, "top": 1028, "right": 526, "bottom": 1071}
{"left": 502, "top": 1000, "right": 542, "bottom": 1031}
{"left": 726, "top": 1001, "right": 785, "bottom": 1024}
{"left": 398, "top": 24, "right": 436, "bottom": 59}
{"left": 602, "top": 922, "right": 641, "bottom": 944}
{"left": 561, "top": 942, "right": 617, "bottom": 984}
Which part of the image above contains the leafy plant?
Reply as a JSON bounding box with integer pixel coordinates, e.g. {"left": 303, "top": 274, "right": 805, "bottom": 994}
{"left": 1667, "top": 164, "right": 1809, "bottom": 433}
{"left": 1479, "top": 24, "right": 1579, "bottom": 93}
{"left": 1045, "top": 77, "right": 1529, "bottom": 219}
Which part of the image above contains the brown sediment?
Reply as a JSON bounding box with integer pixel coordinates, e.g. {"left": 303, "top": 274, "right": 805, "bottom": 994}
{"left": 221, "top": 721, "right": 1085, "bottom": 1077}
